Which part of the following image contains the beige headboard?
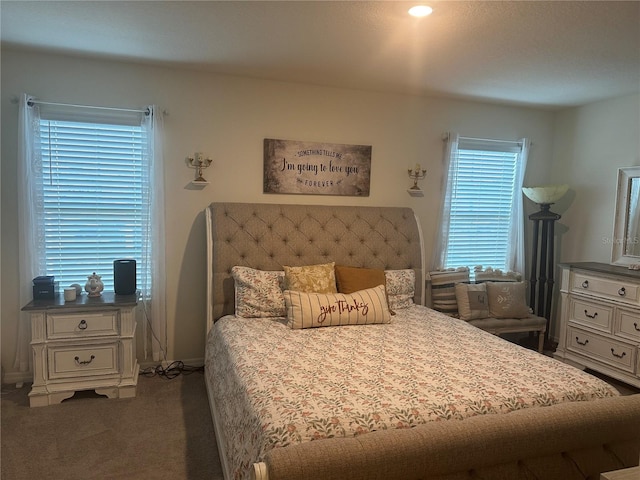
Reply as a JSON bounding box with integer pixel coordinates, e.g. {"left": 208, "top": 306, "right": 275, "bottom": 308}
{"left": 205, "top": 202, "right": 425, "bottom": 331}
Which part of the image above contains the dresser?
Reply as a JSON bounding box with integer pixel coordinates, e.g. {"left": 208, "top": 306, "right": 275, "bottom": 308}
{"left": 22, "top": 292, "right": 139, "bottom": 407}
{"left": 555, "top": 262, "right": 640, "bottom": 388}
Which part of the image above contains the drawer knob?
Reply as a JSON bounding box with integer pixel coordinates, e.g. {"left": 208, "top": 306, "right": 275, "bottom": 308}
{"left": 78, "top": 320, "right": 88, "bottom": 330}
{"left": 74, "top": 355, "right": 95, "bottom": 366}
{"left": 610, "top": 348, "right": 626, "bottom": 359}
{"left": 581, "top": 280, "right": 589, "bottom": 289}
{"left": 576, "top": 337, "right": 589, "bottom": 346}
{"left": 634, "top": 322, "right": 640, "bottom": 332}
{"left": 618, "top": 287, "right": 626, "bottom": 296}
{"left": 584, "top": 310, "right": 598, "bottom": 319}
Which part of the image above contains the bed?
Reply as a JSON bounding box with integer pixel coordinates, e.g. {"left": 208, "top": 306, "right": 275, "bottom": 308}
{"left": 204, "top": 202, "right": 640, "bottom": 480}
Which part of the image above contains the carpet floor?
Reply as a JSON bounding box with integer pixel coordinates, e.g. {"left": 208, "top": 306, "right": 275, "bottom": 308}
{"left": 1, "top": 372, "right": 224, "bottom": 480}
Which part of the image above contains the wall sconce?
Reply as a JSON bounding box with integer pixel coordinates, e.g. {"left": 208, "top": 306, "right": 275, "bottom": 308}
{"left": 187, "top": 152, "right": 213, "bottom": 185}
{"left": 407, "top": 163, "right": 427, "bottom": 196}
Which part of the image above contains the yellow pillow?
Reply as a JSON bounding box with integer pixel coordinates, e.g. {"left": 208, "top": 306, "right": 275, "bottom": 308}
{"left": 284, "top": 285, "right": 391, "bottom": 329}
{"left": 335, "top": 265, "right": 386, "bottom": 294}
{"left": 283, "top": 262, "right": 337, "bottom": 293}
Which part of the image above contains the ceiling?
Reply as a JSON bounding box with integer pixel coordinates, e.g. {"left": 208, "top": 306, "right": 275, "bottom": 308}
{"left": 1, "top": 1, "right": 639, "bottom": 110}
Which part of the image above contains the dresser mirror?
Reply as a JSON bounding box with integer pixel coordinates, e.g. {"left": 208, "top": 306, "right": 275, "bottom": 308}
{"left": 611, "top": 166, "right": 640, "bottom": 265}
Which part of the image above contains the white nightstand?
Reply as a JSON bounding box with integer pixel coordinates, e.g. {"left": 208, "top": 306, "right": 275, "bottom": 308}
{"left": 22, "top": 291, "right": 139, "bottom": 407}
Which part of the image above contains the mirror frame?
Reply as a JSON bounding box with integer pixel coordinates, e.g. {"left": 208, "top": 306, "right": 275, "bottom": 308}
{"left": 612, "top": 166, "right": 640, "bottom": 266}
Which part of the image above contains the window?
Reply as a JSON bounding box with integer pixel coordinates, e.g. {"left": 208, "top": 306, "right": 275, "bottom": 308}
{"left": 39, "top": 118, "right": 146, "bottom": 290}
{"left": 17, "top": 95, "right": 166, "bottom": 370}
{"left": 435, "top": 134, "right": 529, "bottom": 274}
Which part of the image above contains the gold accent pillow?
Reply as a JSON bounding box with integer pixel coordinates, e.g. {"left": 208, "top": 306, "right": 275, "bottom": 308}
{"left": 486, "top": 281, "right": 530, "bottom": 319}
{"left": 283, "top": 262, "right": 337, "bottom": 293}
{"left": 335, "top": 265, "right": 386, "bottom": 294}
{"left": 454, "top": 283, "right": 489, "bottom": 320}
{"left": 284, "top": 285, "right": 391, "bottom": 329}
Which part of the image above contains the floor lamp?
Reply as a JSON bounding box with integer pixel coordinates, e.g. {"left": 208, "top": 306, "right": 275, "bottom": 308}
{"left": 522, "top": 184, "right": 569, "bottom": 350}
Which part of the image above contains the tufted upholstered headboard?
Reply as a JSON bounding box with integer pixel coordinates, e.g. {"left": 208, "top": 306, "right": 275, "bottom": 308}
{"left": 205, "top": 202, "right": 425, "bottom": 332}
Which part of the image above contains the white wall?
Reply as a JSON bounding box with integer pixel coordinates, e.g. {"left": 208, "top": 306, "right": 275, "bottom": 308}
{"left": 551, "top": 93, "right": 640, "bottom": 264}
{"left": 1, "top": 48, "right": 558, "bottom": 381}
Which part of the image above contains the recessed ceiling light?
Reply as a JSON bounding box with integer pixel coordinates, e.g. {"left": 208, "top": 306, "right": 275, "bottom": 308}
{"left": 408, "top": 5, "right": 433, "bottom": 17}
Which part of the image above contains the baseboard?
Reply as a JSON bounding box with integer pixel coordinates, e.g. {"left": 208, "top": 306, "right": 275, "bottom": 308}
{"left": 138, "top": 357, "right": 204, "bottom": 369}
{"left": 3, "top": 370, "right": 31, "bottom": 387}
{"left": 3, "top": 357, "right": 205, "bottom": 386}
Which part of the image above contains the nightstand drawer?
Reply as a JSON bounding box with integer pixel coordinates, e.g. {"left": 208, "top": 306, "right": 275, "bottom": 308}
{"left": 572, "top": 273, "right": 640, "bottom": 305}
{"left": 47, "top": 343, "right": 119, "bottom": 379}
{"left": 567, "top": 326, "right": 636, "bottom": 372}
{"left": 47, "top": 311, "right": 118, "bottom": 339}
{"left": 569, "top": 297, "right": 612, "bottom": 332}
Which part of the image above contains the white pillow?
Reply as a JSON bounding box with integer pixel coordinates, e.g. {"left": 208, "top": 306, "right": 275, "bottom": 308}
{"left": 486, "top": 281, "right": 530, "bottom": 319}
{"left": 454, "top": 282, "right": 489, "bottom": 321}
{"left": 231, "top": 266, "right": 285, "bottom": 318}
{"left": 384, "top": 269, "right": 415, "bottom": 310}
{"left": 284, "top": 285, "right": 391, "bottom": 329}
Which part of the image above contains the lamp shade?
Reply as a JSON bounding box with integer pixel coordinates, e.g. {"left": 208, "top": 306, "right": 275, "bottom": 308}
{"left": 522, "top": 184, "right": 569, "bottom": 205}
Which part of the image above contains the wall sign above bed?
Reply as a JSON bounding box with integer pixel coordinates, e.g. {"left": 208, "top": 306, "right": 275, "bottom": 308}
{"left": 263, "top": 138, "right": 372, "bottom": 196}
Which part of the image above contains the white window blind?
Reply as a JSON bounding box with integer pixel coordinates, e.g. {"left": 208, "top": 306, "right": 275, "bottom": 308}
{"left": 444, "top": 138, "right": 522, "bottom": 271}
{"left": 40, "top": 118, "right": 146, "bottom": 290}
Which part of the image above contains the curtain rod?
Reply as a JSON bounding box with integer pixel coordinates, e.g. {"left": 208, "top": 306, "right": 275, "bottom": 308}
{"left": 442, "top": 132, "right": 525, "bottom": 147}
{"left": 27, "top": 99, "right": 149, "bottom": 115}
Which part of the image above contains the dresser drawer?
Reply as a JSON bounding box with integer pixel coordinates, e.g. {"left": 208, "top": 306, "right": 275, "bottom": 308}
{"left": 616, "top": 308, "right": 640, "bottom": 342}
{"left": 47, "top": 311, "right": 118, "bottom": 339}
{"left": 572, "top": 273, "right": 640, "bottom": 305}
{"left": 567, "top": 326, "right": 636, "bottom": 373}
{"left": 569, "top": 297, "right": 613, "bottom": 332}
{"left": 47, "top": 343, "right": 119, "bottom": 379}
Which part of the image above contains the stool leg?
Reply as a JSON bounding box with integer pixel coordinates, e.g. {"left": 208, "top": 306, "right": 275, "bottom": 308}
{"left": 537, "top": 331, "right": 544, "bottom": 353}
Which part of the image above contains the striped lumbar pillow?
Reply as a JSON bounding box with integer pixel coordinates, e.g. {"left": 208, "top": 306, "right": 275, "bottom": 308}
{"left": 429, "top": 267, "right": 470, "bottom": 317}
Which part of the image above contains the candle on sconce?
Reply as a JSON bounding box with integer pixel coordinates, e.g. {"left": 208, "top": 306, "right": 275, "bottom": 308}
{"left": 408, "top": 163, "right": 427, "bottom": 192}
{"left": 188, "top": 152, "right": 213, "bottom": 184}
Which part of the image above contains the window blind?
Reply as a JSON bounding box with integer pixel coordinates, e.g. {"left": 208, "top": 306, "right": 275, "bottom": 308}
{"left": 40, "top": 119, "right": 146, "bottom": 290}
{"left": 444, "top": 139, "right": 521, "bottom": 271}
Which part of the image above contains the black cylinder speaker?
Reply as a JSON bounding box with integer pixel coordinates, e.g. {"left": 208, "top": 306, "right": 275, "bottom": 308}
{"left": 114, "top": 259, "right": 137, "bottom": 295}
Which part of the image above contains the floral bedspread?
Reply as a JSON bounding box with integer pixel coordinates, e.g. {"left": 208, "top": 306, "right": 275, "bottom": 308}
{"left": 205, "top": 305, "right": 618, "bottom": 480}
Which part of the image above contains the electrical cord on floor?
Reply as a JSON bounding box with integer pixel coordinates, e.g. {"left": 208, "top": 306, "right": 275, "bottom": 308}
{"left": 139, "top": 360, "right": 204, "bottom": 379}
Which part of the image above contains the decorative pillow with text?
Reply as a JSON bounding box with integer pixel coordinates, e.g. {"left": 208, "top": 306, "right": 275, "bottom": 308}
{"left": 454, "top": 283, "right": 489, "bottom": 321}
{"left": 284, "top": 285, "right": 391, "bottom": 329}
